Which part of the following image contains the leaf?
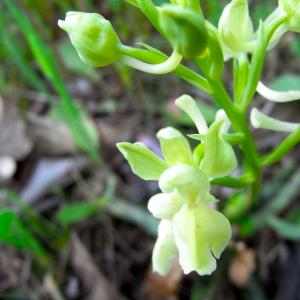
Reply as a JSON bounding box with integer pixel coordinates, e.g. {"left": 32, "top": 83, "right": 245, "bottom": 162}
{"left": 267, "top": 216, "right": 300, "bottom": 240}
{"left": 0, "top": 210, "right": 47, "bottom": 255}
{"left": 270, "top": 74, "right": 300, "bottom": 92}
{"left": 57, "top": 199, "right": 106, "bottom": 226}
{"left": 5, "top": 0, "right": 100, "bottom": 161}
{"left": 117, "top": 142, "right": 168, "bottom": 180}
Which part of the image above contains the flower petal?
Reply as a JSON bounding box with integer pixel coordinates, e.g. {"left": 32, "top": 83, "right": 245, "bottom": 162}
{"left": 200, "top": 120, "right": 237, "bottom": 178}
{"left": 175, "top": 95, "right": 208, "bottom": 134}
{"left": 159, "top": 163, "right": 210, "bottom": 203}
{"left": 257, "top": 81, "right": 300, "bottom": 102}
{"left": 250, "top": 108, "right": 300, "bottom": 132}
{"left": 152, "top": 220, "right": 178, "bottom": 276}
{"left": 117, "top": 142, "right": 168, "bottom": 180}
{"left": 172, "top": 203, "right": 231, "bottom": 275}
{"left": 157, "top": 127, "right": 193, "bottom": 165}
{"left": 148, "top": 191, "right": 184, "bottom": 220}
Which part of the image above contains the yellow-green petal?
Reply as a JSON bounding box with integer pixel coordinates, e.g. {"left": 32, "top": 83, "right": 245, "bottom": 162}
{"left": 159, "top": 163, "right": 210, "bottom": 203}
{"left": 200, "top": 120, "right": 237, "bottom": 178}
{"left": 172, "top": 203, "right": 231, "bottom": 275}
{"left": 117, "top": 142, "right": 168, "bottom": 180}
{"left": 148, "top": 191, "right": 184, "bottom": 219}
{"left": 157, "top": 127, "right": 193, "bottom": 165}
{"left": 152, "top": 220, "right": 178, "bottom": 275}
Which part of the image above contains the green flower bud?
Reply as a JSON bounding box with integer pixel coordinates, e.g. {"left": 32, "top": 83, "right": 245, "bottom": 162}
{"left": 159, "top": 163, "right": 210, "bottom": 203}
{"left": 157, "top": 127, "right": 193, "bottom": 165}
{"left": 218, "top": 0, "right": 254, "bottom": 53}
{"left": 148, "top": 191, "right": 184, "bottom": 220}
{"left": 58, "top": 12, "right": 121, "bottom": 67}
{"left": 159, "top": 5, "right": 209, "bottom": 58}
{"left": 172, "top": 202, "right": 231, "bottom": 275}
{"left": 279, "top": 0, "right": 300, "bottom": 32}
{"left": 152, "top": 220, "right": 178, "bottom": 275}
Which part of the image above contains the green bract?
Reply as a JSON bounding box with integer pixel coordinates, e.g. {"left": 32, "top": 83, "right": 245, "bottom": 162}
{"left": 279, "top": 0, "right": 300, "bottom": 32}
{"left": 218, "top": 0, "right": 254, "bottom": 54}
{"left": 58, "top": 12, "right": 121, "bottom": 67}
{"left": 159, "top": 5, "right": 209, "bottom": 58}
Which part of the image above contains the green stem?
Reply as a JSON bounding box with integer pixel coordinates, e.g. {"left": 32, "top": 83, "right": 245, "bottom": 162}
{"left": 205, "top": 80, "right": 261, "bottom": 207}
{"left": 260, "top": 127, "right": 300, "bottom": 167}
{"left": 119, "top": 45, "right": 212, "bottom": 93}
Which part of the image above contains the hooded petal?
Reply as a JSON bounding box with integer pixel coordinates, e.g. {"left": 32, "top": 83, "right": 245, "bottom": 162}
{"left": 172, "top": 202, "right": 231, "bottom": 275}
{"left": 152, "top": 220, "right": 178, "bottom": 275}
{"left": 159, "top": 163, "right": 210, "bottom": 204}
{"left": 157, "top": 127, "right": 193, "bottom": 165}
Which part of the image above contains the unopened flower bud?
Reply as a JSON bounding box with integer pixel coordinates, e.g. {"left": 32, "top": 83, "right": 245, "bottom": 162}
{"left": 58, "top": 12, "right": 121, "bottom": 67}
{"left": 159, "top": 5, "right": 208, "bottom": 58}
{"left": 218, "top": 0, "right": 254, "bottom": 53}
{"left": 279, "top": 0, "right": 300, "bottom": 32}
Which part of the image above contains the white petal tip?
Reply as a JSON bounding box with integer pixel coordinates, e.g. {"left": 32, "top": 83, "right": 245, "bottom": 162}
{"left": 257, "top": 81, "right": 300, "bottom": 102}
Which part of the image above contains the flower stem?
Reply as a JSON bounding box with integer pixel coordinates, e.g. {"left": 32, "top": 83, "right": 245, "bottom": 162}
{"left": 120, "top": 50, "right": 183, "bottom": 74}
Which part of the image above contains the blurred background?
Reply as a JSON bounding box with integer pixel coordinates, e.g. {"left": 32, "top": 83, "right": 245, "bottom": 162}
{"left": 1, "top": 0, "right": 300, "bottom": 299}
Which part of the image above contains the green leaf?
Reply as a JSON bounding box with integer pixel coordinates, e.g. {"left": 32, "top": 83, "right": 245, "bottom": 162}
{"left": 57, "top": 199, "right": 105, "bottom": 226}
{"left": 271, "top": 74, "right": 300, "bottom": 91}
{"left": 5, "top": 0, "right": 100, "bottom": 161}
{"left": 117, "top": 142, "right": 168, "bottom": 180}
{"left": 268, "top": 216, "right": 300, "bottom": 240}
{"left": 0, "top": 210, "right": 47, "bottom": 256}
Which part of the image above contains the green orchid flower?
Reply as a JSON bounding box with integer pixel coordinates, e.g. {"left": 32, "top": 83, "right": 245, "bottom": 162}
{"left": 118, "top": 95, "right": 236, "bottom": 276}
